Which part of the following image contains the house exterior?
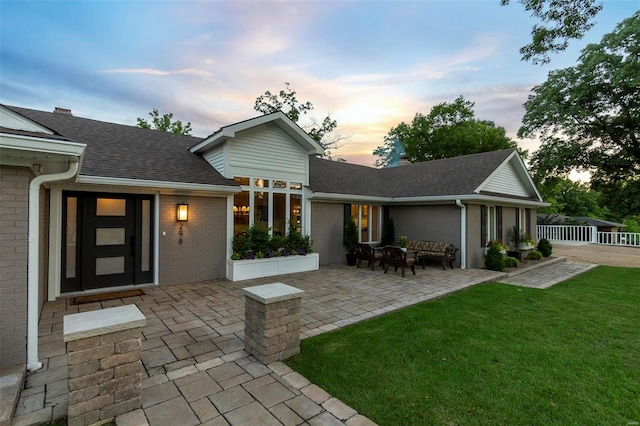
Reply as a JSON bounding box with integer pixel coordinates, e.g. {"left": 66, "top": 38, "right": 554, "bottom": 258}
{"left": 0, "top": 104, "right": 546, "bottom": 369}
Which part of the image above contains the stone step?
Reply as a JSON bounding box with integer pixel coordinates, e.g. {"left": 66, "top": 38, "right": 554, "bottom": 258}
{"left": 0, "top": 364, "right": 26, "bottom": 426}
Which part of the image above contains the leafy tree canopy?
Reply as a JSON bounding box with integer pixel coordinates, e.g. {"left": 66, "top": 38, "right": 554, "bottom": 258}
{"left": 137, "top": 108, "right": 192, "bottom": 135}
{"left": 254, "top": 82, "right": 340, "bottom": 158}
{"left": 374, "top": 96, "right": 523, "bottom": 167}
{"left": 537, "top": 177, "right": 608, "bottom": 218}
{"left": 502, "top": 0, "right": 603, "bottom": 64}
{"left": 521, "top": 11, "right": 640, "bottom": 217}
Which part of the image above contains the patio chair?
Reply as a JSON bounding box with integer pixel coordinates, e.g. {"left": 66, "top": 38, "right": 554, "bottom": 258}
{"left": 354, "top": 243, "right": 384, "bottom": 271}
{"left": 381, "top": 246, "right": 416, "bottom": 277}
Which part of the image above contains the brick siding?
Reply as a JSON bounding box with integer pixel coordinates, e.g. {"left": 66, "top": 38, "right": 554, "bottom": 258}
{"left": 389, "top": 204, "right": 462, "bottom": 267}
{"left": 310, "top": 202, "right": 344, "bottom": 265}
{"left": 0, "top": 166, "right": 31, "bottom": 366}
{"left": 158, "top": 195, "right": 227, "bottom": 285}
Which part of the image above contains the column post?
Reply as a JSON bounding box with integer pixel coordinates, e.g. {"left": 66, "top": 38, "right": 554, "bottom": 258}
{"left": 243, "top": 283, "right": 304, "bottom": 364}
{"left": 63, "top": 304, "right": 146, "bottom": 426}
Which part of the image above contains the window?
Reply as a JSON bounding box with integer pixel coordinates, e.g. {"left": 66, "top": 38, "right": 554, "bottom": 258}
{"left": 350, "top": 204, "right": 382, "bottom": 243}
{"left": 481, "top": 205, "right": 502, "bottom": 246}
{"left": 233, "top": 176, "right": 304, "bottom": 236}
{"left": 516, "top": 208, "right": 532, "bottom": 239}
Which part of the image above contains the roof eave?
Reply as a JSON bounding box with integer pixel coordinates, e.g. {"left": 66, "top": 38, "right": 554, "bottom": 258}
{"left": 189, "top": 112, "right": 324, "bottom": 155}
{"left": 309, "top": 191, "right": 549, "bottom": 207}
{"left": 77, "top": 175, "right": 241, "bottom": 196}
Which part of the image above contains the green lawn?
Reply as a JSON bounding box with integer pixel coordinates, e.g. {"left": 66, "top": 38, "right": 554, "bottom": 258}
{"left": 285, "top": 266, "right": 640, "bottom": 425}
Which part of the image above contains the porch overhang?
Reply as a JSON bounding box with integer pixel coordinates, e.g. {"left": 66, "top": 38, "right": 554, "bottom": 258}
{"left": 76, "top": 175, "right": 242, "bottom": 197}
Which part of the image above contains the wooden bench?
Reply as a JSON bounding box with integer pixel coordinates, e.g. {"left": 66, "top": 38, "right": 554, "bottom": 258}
{"left": 381, "top": 246, "right": 416, "bottom": 277}
{"left": 407, "top": 240, "right": 458, "bottom": 271}
{"left": 354, "top": 243, "right": 383, "bottom": 271}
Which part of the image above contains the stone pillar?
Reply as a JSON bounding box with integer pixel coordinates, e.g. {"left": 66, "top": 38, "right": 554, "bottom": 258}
{"left": 63, "top": 304, "right": 146, "bottom": 426}
{"left": 243, "top": 283, "right": 304, "bottom": 364}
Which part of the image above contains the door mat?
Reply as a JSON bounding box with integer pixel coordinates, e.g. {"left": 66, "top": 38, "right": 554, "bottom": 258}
{"left": 70, "top": 289, "right": 145, "bottom": 305}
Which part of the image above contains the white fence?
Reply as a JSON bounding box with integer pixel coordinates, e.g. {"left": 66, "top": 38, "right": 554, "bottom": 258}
{"left": 536, "top": 225, "right": 640, "bottom": 247}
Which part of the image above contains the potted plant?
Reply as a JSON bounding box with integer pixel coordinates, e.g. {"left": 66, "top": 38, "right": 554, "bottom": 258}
{"left": 518, "top": 233, "right": 536, "bottom": 250}
{"left": 227, "top": 222, "right": 318, "bottom": 281}
{"left": 507, "top": 226, "right": 523, "bottom": 259}
{"left": 343, "top": 218, "right": 358, "bottom": 266}
{"left": 398, "top": 235, "right": 408, "bottom": 251}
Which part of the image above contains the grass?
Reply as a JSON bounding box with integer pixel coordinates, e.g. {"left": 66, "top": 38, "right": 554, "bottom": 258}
{"left": 285, "top": 266, "right": 640, "bottom": 425}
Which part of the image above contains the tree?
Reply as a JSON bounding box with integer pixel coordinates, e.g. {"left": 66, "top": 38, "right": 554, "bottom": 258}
{"left": 137, "top": 108, "right": 192, "bottom": 135}
{"left": 254, "top": 82, "right": 340, "bottom": 158}
{"left": 520, "top": 12, "right": 640, "bottom": 218}
{"left": 374, "top": 96, "right": 523, "bottom": 166}
{"left": 537, "top": 178, "right": 608, "bottom": 218}
{"left": 502, "top": 0, "right": 603, "bottom": 65}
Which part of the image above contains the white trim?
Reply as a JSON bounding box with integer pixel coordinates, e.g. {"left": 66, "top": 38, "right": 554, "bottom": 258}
{"left": 0, "top": 106, "right": 55, "bottom": 134}
{"left": 456, "top": 199, "right": 467, "bottom": 269}
{"left": 76, "top": 175, "right": 241, "bottom": 195}
{"left": 0, "top": 133, "right": 86, "bottom": 155}
{"left": 309, "top": 192, "right": 391, "bottom": 204}
{"left": 311, "top": 191, "right": 548, "bottom": 207}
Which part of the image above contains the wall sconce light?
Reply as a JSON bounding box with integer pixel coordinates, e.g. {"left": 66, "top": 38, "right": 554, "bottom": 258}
{"left": 177, "top": 204, "right": 189, "bottom": 222}
{"left": 176, "top": 204, "right": 188, "bottom": 244}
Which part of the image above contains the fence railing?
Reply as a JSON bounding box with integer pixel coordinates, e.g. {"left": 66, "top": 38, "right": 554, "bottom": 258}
{"left": 536, "top": 225, "right": 640, "bottom": 247}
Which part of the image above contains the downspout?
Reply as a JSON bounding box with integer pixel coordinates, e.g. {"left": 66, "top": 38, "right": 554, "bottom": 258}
{"left": 455, "top": 199, "right": 467, "bottom": 269}
{"left": 27, "top": 160, "right": 80, "bottom": 371}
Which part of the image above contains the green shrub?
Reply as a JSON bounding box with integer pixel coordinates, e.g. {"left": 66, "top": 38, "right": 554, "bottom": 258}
{"left": 381, "top": 217, "right": 395, "bottom": 246}
{"left": 527, "top": 250, "right": 543, "bottom": 260}
{"left": 485, "top": 243, "right": 505, "bottom": 271}
{"left": 231, "top": 222, "right": 312, "bottom": 259}
{"left": 504, "top": 256, "right": 520, "bottom": 268}
{"left": 537, "top": 238, "right": 553, "bottom": 257}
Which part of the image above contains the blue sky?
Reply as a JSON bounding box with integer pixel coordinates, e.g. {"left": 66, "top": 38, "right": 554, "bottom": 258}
{"left": 1, "top": 1, "right": 637, "bottom": 166}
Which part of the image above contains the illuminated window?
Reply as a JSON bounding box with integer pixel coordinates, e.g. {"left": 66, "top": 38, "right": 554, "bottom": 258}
{"left": 232, "top": 176, "right": 304, "bottom": 236}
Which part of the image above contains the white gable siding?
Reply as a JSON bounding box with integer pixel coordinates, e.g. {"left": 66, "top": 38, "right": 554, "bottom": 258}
{"left": 227, "top": 123, "right": 309, "bottom": 183}
{"left": 1, "top": 108, "right": 54, "bottom": 133}
{"left": 483, "top": 162, "right": 530, "bottom": 197}
{"left": 203, "top": 145, "right": 225, "bottom": 176}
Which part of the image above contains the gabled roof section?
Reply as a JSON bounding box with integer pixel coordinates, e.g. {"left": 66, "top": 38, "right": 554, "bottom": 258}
{"left": 310, "top": 149, "right": 545, "bottom": 204}
{"left": 4, "top": 105, "right": 239, "bottom": 190}
{"left": 475, "top": 150, "right": 543, "bottom": 202}
{"left": 1, "top": 105, "right": 56, "bottom": 134}
{"left": 190, "top": 111, "right": 324, "bottom": 156}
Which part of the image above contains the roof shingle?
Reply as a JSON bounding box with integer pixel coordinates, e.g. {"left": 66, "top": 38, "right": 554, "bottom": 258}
{"left": 4, "top": 105, "right": 237, "bottom": 187}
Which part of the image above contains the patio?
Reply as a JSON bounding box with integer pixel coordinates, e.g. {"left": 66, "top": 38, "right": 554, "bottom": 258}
{"left": 13, "top": 264, "right": 508, "bottom": 425}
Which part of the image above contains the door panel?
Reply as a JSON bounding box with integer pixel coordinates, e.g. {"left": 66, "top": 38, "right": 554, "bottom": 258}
{"left": 82, "top": 194, "right": 135, "bottom": 289}
{"left": 61, "top": 192, "right": 154, "bottom": 293}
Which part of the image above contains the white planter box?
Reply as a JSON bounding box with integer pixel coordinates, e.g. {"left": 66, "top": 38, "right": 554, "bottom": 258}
{"left": 226, "top": 253, "right": 319, "bottom": 281}
{"left": 518, "top": 243, "right": 535, "bottom": 250}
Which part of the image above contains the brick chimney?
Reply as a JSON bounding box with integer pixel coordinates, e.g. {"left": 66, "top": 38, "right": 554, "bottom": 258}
{"left": 53, "top": 107, "right": 72, "bottom": 115}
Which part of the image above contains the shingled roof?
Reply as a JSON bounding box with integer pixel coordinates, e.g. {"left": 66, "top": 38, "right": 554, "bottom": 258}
{"left": 310, "top": 149, "right": 522, "bottom": 198}
{"left": 4, "top": 105, "right": 237, "bottom": 187}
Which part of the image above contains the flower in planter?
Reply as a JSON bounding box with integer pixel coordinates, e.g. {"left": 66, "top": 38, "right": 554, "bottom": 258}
{"left": 399, "top": 235, "right": 408, "bottom": 248}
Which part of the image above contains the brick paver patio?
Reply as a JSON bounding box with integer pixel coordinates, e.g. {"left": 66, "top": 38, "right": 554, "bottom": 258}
{"left": 11, "top": 263, "right": 514, "bottom": 425}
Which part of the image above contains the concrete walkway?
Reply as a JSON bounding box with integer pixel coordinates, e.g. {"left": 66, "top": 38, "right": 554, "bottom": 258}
{"left": 9, "top": 259, "right": 596, "bottom": 425}
{"left": 500, "top": 260, "right": 597, "bottom": 289}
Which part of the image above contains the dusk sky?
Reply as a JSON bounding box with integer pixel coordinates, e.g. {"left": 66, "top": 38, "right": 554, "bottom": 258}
{"left": 1, "top": 1, "right": 636, "bottom": 167}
